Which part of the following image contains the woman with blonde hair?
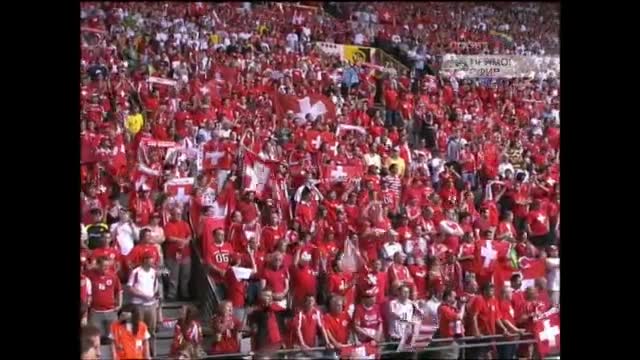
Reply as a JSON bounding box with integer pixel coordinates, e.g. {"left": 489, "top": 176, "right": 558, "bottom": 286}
{"left": 170, "top": 305, "right": 207, "bottom": 359}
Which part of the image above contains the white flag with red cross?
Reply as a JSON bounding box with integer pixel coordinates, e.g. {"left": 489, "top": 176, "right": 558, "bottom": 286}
{"left": 534, "top": 308, "right": 560, "bottom": 357}
{"left": 321, "top": 164, "right": 365, "bottom": 184}
{"left": 242, "top": 152, "right": 277, "bottom": 199}
{"left": 164, "top": 177, "right": 195, "bottom": 205}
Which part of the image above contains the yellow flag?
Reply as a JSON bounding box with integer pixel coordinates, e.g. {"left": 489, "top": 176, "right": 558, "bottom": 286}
{"left": 343, "top": 45, "right": 372, "bottom": 64}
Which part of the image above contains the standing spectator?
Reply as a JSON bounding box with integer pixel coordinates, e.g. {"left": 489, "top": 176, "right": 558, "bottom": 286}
{"left": 111, "top": 209, "right": 140, "bottom": 257}
{"left": 468, "top": 283, "right": 508, "bottom": 359}
{"left": 248, "top": 289, "right": 286, "bottom": 356}
{"left": 208, "top": 228, "right": 237, "bottom": 300}
{"left": 163, "top": 208, "right": 193, "bottom": 301}
{"left": 353, "top": 290, "right": 384, "bottom": 343}
{"left": 109, "top": 307, "right": 152, "bottom": 360}
{"left": 545, "top": 245, "right": 560, "bottom": 307}
{"left": 86, "top": 256, "right": 123, "bottom": 342}
{"left": 446, "top": 130, "right": 464, "bottom": 163}
{"left": 290, "top": 294, "right": 330, "bottom": 356}
{"left": 386, "top": 284, "right": 415, "bottom": 343}
{"left": 81, "top": 264, "right": 92, "bottom": 326}
{"left": 144, "top": 213, "right": 166, "bottom": 267}
{"left": 260, "top": 252, "right": 290, "bottom": 310}
{"left": 127, "top": 252, "right": 160, "bottom": 356}
{"left": 323, "top": 296, "right": 352, "bottom": 351}
{"left": 86, "top": 209, "right": 109, "bottom": 250}
{"left": 435, "top": 288, "right": 465, "bottom": 360}
{"left": 497, "top": 286, "right": 526, "bottom": 360}
{"left": 526, "top": 200, "right": 551, "bottom": 249}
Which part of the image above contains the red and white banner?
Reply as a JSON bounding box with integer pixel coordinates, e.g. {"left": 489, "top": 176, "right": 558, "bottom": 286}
{"left": 243, "top": 152, "right": 277, "bottom": 198}
{"left": 336, "top": 124, "right": 367, "bottom": 136}
{"left": 321, "top": 164, "right": 365, "bottom": 184}
{"left": 397, "top": 312, "right": 437, "bottom": 351}
{"left": 274, "top": 93, "right": 336, "bottom": 122}
{"left": 140, "top": 139, "right": 178, "bottom": 148}
{"left": 81, "top": 27, "right": 107, "bottom": 34}
{"left": 131, "top": 164, "right": 160, "bottom": 192}
{"left": 148, "top": 76, "right": 178, "bottom": 87}
{"left": 533, "top": 309, "right": 560, "bottom": 357}
{"left": 164, "top": 177, "right": 195, "bottom": 204}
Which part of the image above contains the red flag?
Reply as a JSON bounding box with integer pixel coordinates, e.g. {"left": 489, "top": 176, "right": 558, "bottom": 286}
{"left": 273, "top": 93, "right": 336, "bottom": 122}
{"left": 321, "top": 164, "right": 365, "bottom": 184}
{"left": 201, "top": 141, "right": 227, "bottom": 171}
{"left": 518, "top": 257, "right": 547, "bottom": 290}
{"left": 242, "top": 152, "right": 277, "bottom": 199}
{"left": 533, "top": 309, "right": 560, "bottom": 357}
{"left": 473, "top": 239, "right": 509, "bottom": 276}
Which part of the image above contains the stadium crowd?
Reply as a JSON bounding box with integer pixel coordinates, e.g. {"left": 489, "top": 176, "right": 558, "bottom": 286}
{"left": 80, "top": 2, "right": 559, "bottom": 359}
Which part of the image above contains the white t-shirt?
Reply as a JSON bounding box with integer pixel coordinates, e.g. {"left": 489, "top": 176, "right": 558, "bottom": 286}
{"left": 128, "top": 267, "right": 159, "bottom": 306}
{"left": 546, "top": 258, "right": 560, "bottom": 291}
{"left": 423, "top": 298, "right": 441, "bottom": 327}
{"left": 286, "top": 32, "right": 299, "bottom": 49}
{"left": 388, "top": 299, "right": 415, "bottom": 339}
{"left": 364, "top": 153, "right": 382, "bottom": 169}
{"left": 430, "top": 157, "right": 445, "bottom": 183}
{"left": 354, "top": 33, "right": 365, "bottom": 45}
{"left": 111, "top": 222, "right": 140, "bottom": 256}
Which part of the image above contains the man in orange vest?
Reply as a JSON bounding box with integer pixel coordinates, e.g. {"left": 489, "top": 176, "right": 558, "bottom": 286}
{"left": 109, "top": 308, "right": 151, "bottom": 360}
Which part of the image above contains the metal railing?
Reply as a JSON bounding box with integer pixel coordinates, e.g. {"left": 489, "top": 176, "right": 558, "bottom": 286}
{"left": 191, "top": 238, "right": 222, "bottom": 321}
{"left": 154, "top": 333, "right": 545, "bottom": 359}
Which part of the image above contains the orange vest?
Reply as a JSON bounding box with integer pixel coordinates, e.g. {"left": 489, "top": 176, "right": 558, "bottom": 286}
{"left": 110, "top": 321, "right": 148, "bottom": 360}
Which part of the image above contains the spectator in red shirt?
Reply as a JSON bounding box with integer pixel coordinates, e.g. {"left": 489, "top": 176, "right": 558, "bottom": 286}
{"left": 290, "top": 294, "right": 330, "bottom": 355}
{"left": 207, "top": 228, "right": 236, "bottom": 300}
{"left": 496, "top": 286, "right": 526, "bottom": 360}
{"left": 323, "top": 296, "right": 352, "bottom": 351}
{"left": 87, "top": 257, "right": 123, "bottom": 341}
{"left": 527, "top": 200, "right": 552, "bottom": 249}
{"left": 353, "top": 290, "right": 384, "bottom": 343}
{"left": 163, "top": 208, "right": 193, "bottom": 301}
{"left": 210, "top": 301, "right": 243, "bottom": 355}
{"left": 435, "top": 288, "right": 465, "bottom": 360}
{"left": 259, "top": 252, "right": 290, "bottom": 311}
{"left": 468, "top": 283, "right": 510, "bottom": 359}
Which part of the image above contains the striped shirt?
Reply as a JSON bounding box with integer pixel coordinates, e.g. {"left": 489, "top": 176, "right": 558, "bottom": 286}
{"left": 383, "top": 175, "right": 402, "bottom": 197}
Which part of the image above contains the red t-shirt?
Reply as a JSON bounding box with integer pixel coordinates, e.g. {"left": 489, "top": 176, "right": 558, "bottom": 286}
{"left": 290, "top": 265, "right": 318, "bottom": 309}
{"left": 328, "top": 272, "right": 355, "bottom": 310}
{"left": 527, "top": 210, "right": 550, "bottom": 236}
{"left": 384, "top": 89, "right": 399, "bottom": 111}
{"left": 207, "top": 242, "right": 235, "bottom": 283}
{"left": 408, "top": 265, "right": 428, "bottom": 300}
{"left": 353, "top": 303, "right": 383, "bottom": 342}
{"left": 86, "top": 270, "right": 121, "bottom": 311}
{"left": 437, "top": 303, "right": 460, "bottom": 338}
{"left": 224, "top": 266, "right": 248, "bottom": 308}
{"left": 164, "top": 220, "right": 193, "bottom": 259}
{"left": 497, "top": 299, "right": 516, "bottom": 333}
{"left": 290, "top": 308, "right": 324, "bottom": 347}
{"left": 470, "top": 295, "right": 501, "bottom": 335}
{"left": 260, "top": 266, "right": 288, "bottom": 294}
{"left": 323, "top": 311, "right": 351, "bottom": 344}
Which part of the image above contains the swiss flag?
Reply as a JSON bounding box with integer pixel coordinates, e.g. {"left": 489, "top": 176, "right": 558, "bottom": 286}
{"left": 242, "top": 152, "right": 278, "bottom": 199}
{"left": 201, "top": 141, "right": 227, "bottom": 171}
{"left": 273, "top": 93, "right": 336, "bottom": 123}
{"left": 321, "top": 164, "right": 365, "bottom": 184}
{"left": 164, "top": 177, "right": 195, "bottom": 205}
{"left": 197, "top": 79, "right": 222, "bottom": 104}
{"left": 305, "top": 130, "right": 335, "bottom": 152}
{"left": 534, "top": 309, "right": 560, "bottom": 357}
{"left": 473, "top": 239, "right": 509, "bottom": 276}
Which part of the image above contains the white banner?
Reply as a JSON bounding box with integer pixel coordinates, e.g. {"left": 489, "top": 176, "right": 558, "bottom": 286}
{"left": 440, "top": 55, "right": 560, "bottom": 79}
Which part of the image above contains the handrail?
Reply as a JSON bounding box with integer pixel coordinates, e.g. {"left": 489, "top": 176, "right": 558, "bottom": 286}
{"left": 191, "top": 238, "right": 222, "bottom": 321}
{"left": 154, "top": 333, "right": 539, "bottom": 359}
